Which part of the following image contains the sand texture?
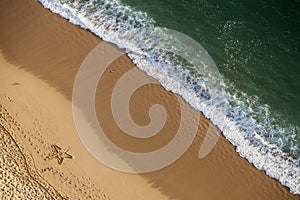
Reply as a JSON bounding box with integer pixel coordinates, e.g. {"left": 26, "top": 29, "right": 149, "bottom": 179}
{"left": 0, "top": 0, "right": 299, "bottom": 199}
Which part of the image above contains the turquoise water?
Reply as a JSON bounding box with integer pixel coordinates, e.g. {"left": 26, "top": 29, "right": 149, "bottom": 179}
{"left": 39, "top": 0, "right": 300, "bottom": 193}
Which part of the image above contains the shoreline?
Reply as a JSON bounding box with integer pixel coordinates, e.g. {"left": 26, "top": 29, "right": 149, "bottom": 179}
{"left": 37, "top": 0, "right": 300, "bottom": 194}
{"left": 0, "top": 0, "right": 299, "bottom": 199}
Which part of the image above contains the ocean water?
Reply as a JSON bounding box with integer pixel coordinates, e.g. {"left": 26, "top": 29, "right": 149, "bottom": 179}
{"left": 38, "top": 0, "right": 300, "bottom": 194}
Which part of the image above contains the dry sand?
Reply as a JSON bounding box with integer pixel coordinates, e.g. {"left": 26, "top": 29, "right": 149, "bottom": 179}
{"left": 0, "top": 0, "right": 299, "bottom": 199}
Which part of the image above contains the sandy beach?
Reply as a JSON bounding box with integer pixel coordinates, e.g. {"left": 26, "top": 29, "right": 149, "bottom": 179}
{"left": 0, "top": 0, "right": 299, "bottom": 199}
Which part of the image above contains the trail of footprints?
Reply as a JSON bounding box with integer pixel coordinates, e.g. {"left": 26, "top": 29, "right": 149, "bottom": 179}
{"left": 0, "top": 120, "right": 54, "bottom": 199}
{"left": 0, "top": 96, "right": 110, "bottom": 200}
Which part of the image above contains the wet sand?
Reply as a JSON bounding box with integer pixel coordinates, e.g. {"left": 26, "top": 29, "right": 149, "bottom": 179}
{"left": 0, "top": 0, "right": 299, "bottom": 199}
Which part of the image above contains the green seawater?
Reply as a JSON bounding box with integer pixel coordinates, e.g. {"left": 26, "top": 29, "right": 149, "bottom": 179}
{"left": 121, "top": 0, "right": 300, "bottom": 143}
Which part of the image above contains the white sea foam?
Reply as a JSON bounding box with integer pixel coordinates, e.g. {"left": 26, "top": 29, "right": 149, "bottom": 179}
{"left": 38, "top": 0, "right": 299, "bottom": 194}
